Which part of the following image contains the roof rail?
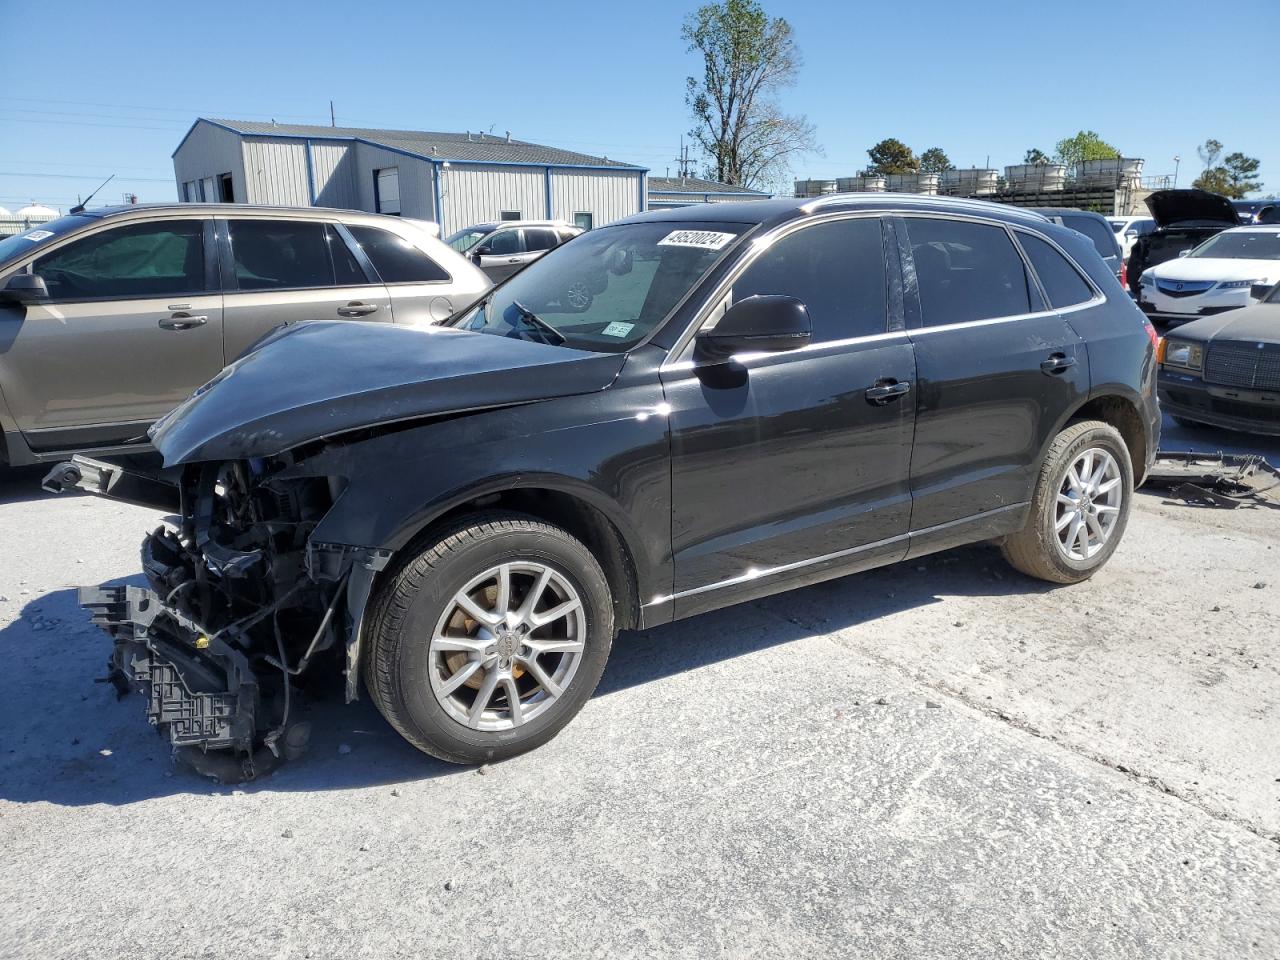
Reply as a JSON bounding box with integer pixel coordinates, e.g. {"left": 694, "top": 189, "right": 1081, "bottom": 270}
{"left": 800, "top": 191, "right": 1050, "bottom": 222}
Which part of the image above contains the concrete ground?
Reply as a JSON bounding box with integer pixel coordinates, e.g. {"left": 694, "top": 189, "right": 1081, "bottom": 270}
{"left": 1, "top": 415, "right": 1277, "bottom": 960}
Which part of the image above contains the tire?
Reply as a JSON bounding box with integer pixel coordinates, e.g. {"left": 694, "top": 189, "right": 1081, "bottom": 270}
{"left": 363, "top": 512, "right": 614, "bottom": 764}
{"left": 1000, "top": 420, "right": 1134, "bottom": 585}
{"left": 1171, "top": 415, "right": 1204, "bottom": 430}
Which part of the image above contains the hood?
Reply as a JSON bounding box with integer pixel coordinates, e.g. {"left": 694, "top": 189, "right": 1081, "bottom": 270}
{"left": 1165, "top": 301, "right": 1280, "bottom": 343}
{"left": 1148, "top": 256, "right": 1280, "bottom": 283}
{"left": 1144, "top": 189, "right": 1240, "bottom": 228}
{"left": 150, "top": 320, "right": 626, "bottom": 465}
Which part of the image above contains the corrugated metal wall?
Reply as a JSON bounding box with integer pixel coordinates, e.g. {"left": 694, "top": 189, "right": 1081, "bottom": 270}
{"left": 242, "top": 137, "right": 311, "bottom": 206}
{"left": 352, "top": 143, "right": 435, "bottom": 220}
{"left": 439, "top": 164, "right": 546, "bottom": 235}
{"left": 172, "top": 121, "right": 246, "bottom": 202}
{"left": 551, "top": 170, "right": 642, "bottom": 226}
{"left": 310, "top": 141, "right": 359, "bottom": 209}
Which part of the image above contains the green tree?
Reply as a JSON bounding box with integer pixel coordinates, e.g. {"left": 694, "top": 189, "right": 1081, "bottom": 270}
{"left": 1222, "top": 152, "right": 1263, "bottom": 198}
{"left": 1053, "top": 130, "right": 1120, "bottom": 168}
{"left": 867, "top": 138, "right": 918, "bottom": 175}
{"left": 918, "top": 147, "right": 952, "bottom": 173}
{"left": 1192, "top": 167, "right": 1231, "bottom": 195}
{"left": 683, "top": 0, "right": 817, "bottom": 189}
{"left": 1024, "top": 148, "right": 1050, "bottom": 165}
{"left": 1196, "top": 138, "right": 1223, "bottom": 172}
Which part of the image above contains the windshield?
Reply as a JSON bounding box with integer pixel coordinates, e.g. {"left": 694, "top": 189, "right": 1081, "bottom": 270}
{"left": 445, "top": 227, "right": 493, "bottom": 253}
{"left": 0, "top": 214, "right": 94, "bottom": 265}
{"left": 1109, "top": 219, "right": 1127, "bottom": 234}
{"left": 1190, "top": 230, "right": 1280, "bottom": 260}
{"left": 449, "top": 220, "right": 751, "bottom": 353}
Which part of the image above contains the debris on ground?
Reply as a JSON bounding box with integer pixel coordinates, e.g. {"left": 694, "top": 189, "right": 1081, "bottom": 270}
{"left": 1144, "top": 451, "right": 1280, "bottom": 508}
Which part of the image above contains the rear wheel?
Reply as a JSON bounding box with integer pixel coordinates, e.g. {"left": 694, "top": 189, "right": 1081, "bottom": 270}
{"left": 1001, "top": 420, "right": 1133, "bottom": 584}
{"left": 364, "top": 513, "right": 614, "bottom": 764}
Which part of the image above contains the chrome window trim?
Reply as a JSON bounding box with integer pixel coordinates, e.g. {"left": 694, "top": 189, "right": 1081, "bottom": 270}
{"left": 646, "top": 502, "right": 1027, "bottom": 606}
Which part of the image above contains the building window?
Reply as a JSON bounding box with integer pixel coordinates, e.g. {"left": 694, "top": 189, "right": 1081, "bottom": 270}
{"left": 573, "top": 212, "right": 593, "bottom": 231}
{"left": 181, "top": 181, "right": 193, "bottom": 202}
{"left": 500, "top": 210, "right": 522, "bottom": 221}
{"left": 218, "top": 173, "right": 235, "bottom": 203}
{"left": 374, "top": 167, "right": 401, "bottom": 216}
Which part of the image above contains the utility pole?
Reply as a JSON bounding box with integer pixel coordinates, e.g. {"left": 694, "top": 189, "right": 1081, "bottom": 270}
{"left": 330, "top": 100, "right": 336, "bottom": 127}
{"left": 674, "top": 137, "right": 692, "bottom": 180}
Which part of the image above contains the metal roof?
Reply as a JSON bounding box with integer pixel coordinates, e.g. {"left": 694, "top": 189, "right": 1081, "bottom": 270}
{"left": 647, "top": 175, "right": 768, "bottom": 196}
{"left": 179, "top": 118, "right": 645, "bottom": 170}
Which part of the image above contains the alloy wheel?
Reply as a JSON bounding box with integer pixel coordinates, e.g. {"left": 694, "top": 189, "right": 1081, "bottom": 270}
{"left": 1054, "top": 447, "right": 1123, "bottom": 561}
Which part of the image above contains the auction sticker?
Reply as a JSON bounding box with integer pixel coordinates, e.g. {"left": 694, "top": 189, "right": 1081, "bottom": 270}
{"left": 657, "top": 230, "right": 737, "bottom": 250}
{"left": 20, "top": 230, "right": 54, "bottom": 242}
{"left": 601, "top": 321, "right": 635, "bottom": 338}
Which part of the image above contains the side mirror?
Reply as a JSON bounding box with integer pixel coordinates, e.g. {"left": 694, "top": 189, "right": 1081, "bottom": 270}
{"left": 0, "top": 273, "right": 50, "bottom": 305}
{"left": 693, "top": 295, "right": 811, "bottom": 365}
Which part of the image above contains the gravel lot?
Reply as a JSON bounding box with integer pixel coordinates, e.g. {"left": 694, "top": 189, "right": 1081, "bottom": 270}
{"left": 1, "top": 416, "right": 1277, "bottom": 960}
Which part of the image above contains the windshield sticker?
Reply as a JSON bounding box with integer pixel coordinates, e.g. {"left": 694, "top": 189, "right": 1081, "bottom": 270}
{"left": 20, "top": 230, "right": 54, "bottom": 242}
{"left": 657, "top": 230, "right": 737, "bottom": 251}
{"left": 601, "top": 321, "right": 636, "bottom": 338}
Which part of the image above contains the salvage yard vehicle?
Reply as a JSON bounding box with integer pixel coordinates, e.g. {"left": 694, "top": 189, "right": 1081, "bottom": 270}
{"left": 1137, "top": 226, "right": 1280, "bottom": 327}
{"left": 444, "top": 220, "right": 583, "bottom": 283}
{"left": 1108, "top": 215, "right": 1156, "bottom": 259}
{"left": 51, "top": 194, "right": 1160, "bottom": 775}
{"left": 1032, "top": 208, "right": 1125, "bottom": 285}
{"left": 1128, "top": 189, "right": 1240, "bottom": 298}
{"left": 1157, "top": 281, "right": 1280, "bottom": 435}
{"left": 0, "top": 204, "right": 488, "bottom": 466}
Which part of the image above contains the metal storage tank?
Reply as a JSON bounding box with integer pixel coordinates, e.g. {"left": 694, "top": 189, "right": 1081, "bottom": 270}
{"left": 14, "top": 202, "right": 57, "bottom": 224}
{"left": 1074, "top": 158, "right": 1144, "bottom": 188}
{"left": 1004, "top": 164, "right": 1068, "bottom": 192}
{"left": 939, "top": 168, "right": 998, "bottom": 196}
{"left": 836, "top": 176, "right": 886, "bottom": 192}
{"left": 794, "top": 179, "right": 838, "bottom": 197}
{"left": 883, "top": 173, "right": 939, "bottom": 195}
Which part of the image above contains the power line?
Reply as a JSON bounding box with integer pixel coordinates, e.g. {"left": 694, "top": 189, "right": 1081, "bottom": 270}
{"left": 0, "top": 171, "right": 172, "bottom": 183}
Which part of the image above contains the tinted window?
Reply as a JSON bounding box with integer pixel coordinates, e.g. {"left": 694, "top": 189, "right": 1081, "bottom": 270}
{"left": 34, "top": 219, "right": 204, "bottom": 300}
{"left": 229, "top": 220, "right": 333, "bottom": 290}
{"left": 524, "top": 228, "right": 560, "bottom": 252}
{"left": 347, "top": 225, "right": 449, "bottom": 283}
{"left": 0, "top": 214, "right": 95, "bottom": 265}
{"left": 906, "top": 218, "right": 1031, "bottom": 327}
{"left": 730, "top": 218, "right": 887, "bottom": 343}
{"left": 327, "top": 225, "right": 368, "bottom": 285}
{"left": 1063, "top": 215, "right": 1119, "bottom": 259}
{"left": 1019, "top": 233, "right": 1094, "bottom": 308}
{"left": 485, "top": 230, "right": 522, "bottom": 255}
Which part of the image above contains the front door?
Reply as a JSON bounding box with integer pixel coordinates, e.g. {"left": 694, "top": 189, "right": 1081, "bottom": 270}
{"left": 662, "top": 215, "right": 917, "bottom": 617}
{"left": 0, "top": 216, "right": 223, "bottom": 452}
{"left": 219, "top": 218, "right": 392, "bottom": 361}
{"left": 475, "top": 228, "right": 532, "bottom": 283}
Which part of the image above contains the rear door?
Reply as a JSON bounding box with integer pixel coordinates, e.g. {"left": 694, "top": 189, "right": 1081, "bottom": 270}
{"left": 474, "top": 228, "right": 531, "bottom": 282}
{"left": 344, "top": 222, "right": 460, "bottom": 325}
{"left": 897, "top": 214, "right": 1089, "bottom": 547}
{"left": 0, "top": 215, "right": 223, "bottom": 451}
{"left": 219, "top": 217, "right": 392, "bottom": 361}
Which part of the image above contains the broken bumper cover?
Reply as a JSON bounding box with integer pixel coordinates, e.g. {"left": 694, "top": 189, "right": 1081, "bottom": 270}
{"left": 81, "top": 584, "right": 260, "bottom": 753}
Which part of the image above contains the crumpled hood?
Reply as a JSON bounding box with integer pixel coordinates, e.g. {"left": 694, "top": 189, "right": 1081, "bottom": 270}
{"left": 150, "top": 320, "right": 625, "bottom": 465}
{"left": 1166, "top": 301, "right": 1280, "bottom": 343}
{"left": 1145, "top": 189, "right": 1240, "bottom": 228}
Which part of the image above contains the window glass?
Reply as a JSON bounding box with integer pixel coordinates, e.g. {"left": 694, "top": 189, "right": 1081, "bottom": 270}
{"left": 730, "top": 217, "right": 887, "bottom": 343}
{"left": 524, "top": 228, "right": 560, "bottom": 252}
{"left": 445, "top": 227, "right": 491, "bottom": 253}
{"left": 1019, "top": 233, "right": 1094, "bottom": 309}
{"left": 500, "top": 211, "right": 522, "bottom": 221}
{"left": 374, "top": 168, "right": 400, "bottom": 215}
{"left": 485, "top": 230, "right": 522, "bottom": 255}
{"left": 0, "top": 214, "right": 93, "bottom": 264}
{"left": 348, "top": 224, "right": 450, "bottom": 283}
{"left": 326, "top": 224, "right": 368, "bottom": 285}
{"left": 228, "top": 219, "right": 333, "bottom": 290}
{"left": 573, "top": 212, "right": 594, "bottom": 231}
{"left": 34, "top": 219, "right": 204, "bottom": 300}
{"left": 1064, "top": 215, "right": 1119, "bottom": 259}
{"left": 905, "top": 218, "right": 1032, "bottom": 326}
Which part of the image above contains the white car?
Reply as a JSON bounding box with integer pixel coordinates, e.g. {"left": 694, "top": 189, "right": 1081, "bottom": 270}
{"left": 1137, "top": 225, "right": 1280, "bottom": 326}
{"left": 1107, "top": 215, "right": 1156, "bottom": 259}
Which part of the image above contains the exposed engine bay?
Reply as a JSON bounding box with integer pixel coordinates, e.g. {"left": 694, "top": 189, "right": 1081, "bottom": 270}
{"left": 48, "top": 456, "right": 389, "bottom": 780}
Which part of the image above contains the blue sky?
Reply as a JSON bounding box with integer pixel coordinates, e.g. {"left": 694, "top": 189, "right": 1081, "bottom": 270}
{"left": 3, "top": 0, "right": 1277, "bottom": 211}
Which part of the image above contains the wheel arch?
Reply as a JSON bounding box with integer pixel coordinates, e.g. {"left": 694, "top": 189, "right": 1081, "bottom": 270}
{"left": 1054, "top": 390, "right": 1151, "bottom": 485}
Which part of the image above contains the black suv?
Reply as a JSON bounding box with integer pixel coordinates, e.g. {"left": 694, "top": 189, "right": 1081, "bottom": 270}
{"left": 56, "top": 195, "right": 1160, "bottom": 774}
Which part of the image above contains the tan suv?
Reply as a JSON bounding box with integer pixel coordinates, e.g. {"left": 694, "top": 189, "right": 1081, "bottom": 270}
{"left": 0, "top": 204, "right": 489, "bottom": 466}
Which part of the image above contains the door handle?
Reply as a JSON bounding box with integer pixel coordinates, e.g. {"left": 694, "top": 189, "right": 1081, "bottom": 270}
{"left": 507, "top": 258, "right": 522, "bottom": 264}
{"left": 158, "top": 313, "right": 208, "bottom": 331}
{"left": 1040, "top": 353, "right": 1077, "bottom": 375}
{"left": 337, "top": 302, "right": 379, "bottom": 318}
{"left": 865, "top": 379, "right": 912, "bottom": 404}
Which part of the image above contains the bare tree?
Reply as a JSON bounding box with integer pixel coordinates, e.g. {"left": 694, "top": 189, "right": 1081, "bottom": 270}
{"left": 683, "top": 0, "right": 818, "bottom": 190}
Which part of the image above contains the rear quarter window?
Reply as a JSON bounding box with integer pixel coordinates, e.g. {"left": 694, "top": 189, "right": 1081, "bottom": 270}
{"left": 348, "top": 225, "right": 450, "bottom": 283}
{"left": 1018, "top": 233, "right": 1095, "bottom": 309}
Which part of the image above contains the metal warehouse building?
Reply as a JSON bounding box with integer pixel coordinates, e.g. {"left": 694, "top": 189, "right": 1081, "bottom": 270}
{"left": 172, "top": 118, "right": 648, "bottom": 235}
{"left": 646, "top": 175, "right": 771, "bottom": 208}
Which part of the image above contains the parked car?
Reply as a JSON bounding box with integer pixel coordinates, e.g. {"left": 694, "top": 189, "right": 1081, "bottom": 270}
{"left": 0, "top": 204, "right": 488, "bottom": 466}
{"left": 1107, "top": 215, "right": 1156, "bottom": 259}
{"left": 55, "top": 194, "right": 1158, "bottom": 773}
{"left": 1128, "top": 189, "right": 1240, "bottom": 298}
{"left": 1136, "top": 225, "right": 1280, "bottom": 327}
{"left": 1157, "top": 281, "right": 1280, "bottom": 434}
{"left": 1231, "top": 199, "right": 1280, "bottom": 225}
{"left": 1032, "top": 208, "right": 1124, "bottom": 284}
{"left": 445, "top": 220, "right": 582, "bottom": 283}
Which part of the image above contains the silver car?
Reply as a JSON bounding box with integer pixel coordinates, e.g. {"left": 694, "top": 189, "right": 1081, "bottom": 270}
{"left": 445, "top": 220, "right": 583, "bottom": 283}
{"left": 0, "top": 204, "right": 489, "bottom": 466}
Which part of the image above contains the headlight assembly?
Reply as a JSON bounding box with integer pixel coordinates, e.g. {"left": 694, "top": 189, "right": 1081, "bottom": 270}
{"left": 1217, "top": 279, "right": 1261, "bottom": 289}
{"left": 1162, "top": 340, "right": 1203, "bottom": 371}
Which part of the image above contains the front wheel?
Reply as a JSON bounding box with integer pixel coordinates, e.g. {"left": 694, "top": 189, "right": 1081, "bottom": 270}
{"left": 1001, "top": 420, "right": 1134, "bottom": 584}
{"left": 364, "top": 513, "right": 615, "bottom": 764}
